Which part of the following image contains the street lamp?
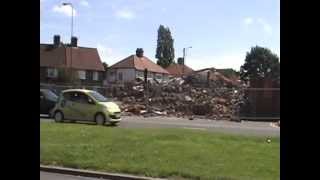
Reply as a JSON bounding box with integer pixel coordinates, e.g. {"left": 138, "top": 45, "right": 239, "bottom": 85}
{"left": 182, "top": 46, "right": 192, "bottom": 74}
{"left": 62, "top": 2, "right": 74, "bottom": 39}
{"left": 62, "top": 2, "right": 75, "bottom": 84}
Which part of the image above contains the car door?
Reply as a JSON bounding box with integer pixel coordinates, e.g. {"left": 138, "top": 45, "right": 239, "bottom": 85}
{"left": 71, "top": 92, "right": 97, "bottom": 121}
{"left": 44, "top": 90, "right": 58, "bottom": 112}
{"left": 61, "top": 92, "right": 78, "bottom": 120}
{"left": 40, "top": 91, "right": 46, "bottom": 114}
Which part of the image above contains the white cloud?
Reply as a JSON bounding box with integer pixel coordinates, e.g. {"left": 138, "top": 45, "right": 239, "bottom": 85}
{"left": 161, "top": 7, "right": 167, "bottom": 12}
{"left": 243, "top": 17, "right": 253, "bottom": 25}
{"left": 243, "top": 17, "right": 273, "bottom": 35}
{"left": 52, "top": 5, "right": 77, "bottom": 17}
{"left": 114, "top": 9, "right": 136, "bottom": 20}
{"left": 257, "top": 18, "right": 273, "bottom": 35}
{"left": 186, "top": 53, "right": 246, "bottom": 71}
{"left": 97, "top": 44, "right": 126, "bottom": 65}
{"left": 80, "top": 0, "right": 89, "bottom": 7}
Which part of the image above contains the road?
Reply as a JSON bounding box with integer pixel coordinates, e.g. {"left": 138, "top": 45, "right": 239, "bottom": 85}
{"left": 41, "top": 115, "right": 279, "bottom": 136}
{"left": 40, "top": 171, "right": 109, "bottom": 180}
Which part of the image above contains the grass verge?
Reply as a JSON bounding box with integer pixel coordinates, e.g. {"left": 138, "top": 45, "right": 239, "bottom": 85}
{"left": 40, "top": 122, "right": 279, "bottom": 180}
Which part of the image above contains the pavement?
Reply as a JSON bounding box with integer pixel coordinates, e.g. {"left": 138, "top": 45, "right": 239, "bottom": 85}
{"left": 41, "top": 115, "right": 279, "bottom": 136}
{"left": 41, "top": 171, "right": 109, "bottom": 180}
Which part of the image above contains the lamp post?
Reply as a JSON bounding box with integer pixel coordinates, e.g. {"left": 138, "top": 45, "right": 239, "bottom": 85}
{"left": 62, "top": 2, "right": 75, "bottom": 84}
{"left": 182, "top": 46, "right": 192, "bottom": 74}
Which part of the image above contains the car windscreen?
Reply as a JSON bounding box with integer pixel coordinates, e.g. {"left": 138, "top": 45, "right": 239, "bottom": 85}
{"left": 45, "top": 90, "right": 58, "bottom": 102}
{"left": 88, "top": 91, "right": 108, "bottom": 102}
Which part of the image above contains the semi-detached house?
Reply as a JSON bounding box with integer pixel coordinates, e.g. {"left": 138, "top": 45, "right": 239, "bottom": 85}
{"left": 40, "top": 35, "right": 105, "bottom": 86}
{"left": 107, "top": 49, "right": 169, "bottom": 84}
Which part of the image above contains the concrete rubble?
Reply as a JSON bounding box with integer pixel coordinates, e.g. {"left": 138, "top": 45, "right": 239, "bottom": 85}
{"left": 112, "top": 69, "right": 248, "bottom": 120}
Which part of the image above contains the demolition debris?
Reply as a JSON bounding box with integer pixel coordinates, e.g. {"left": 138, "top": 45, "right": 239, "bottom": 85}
{"left": 112, "top": 69, "right": 247, "bottom": 120}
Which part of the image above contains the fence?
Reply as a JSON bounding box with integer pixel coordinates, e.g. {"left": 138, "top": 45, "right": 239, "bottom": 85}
{"left": 236, "top": 88, "right": 280, "bottom": 120}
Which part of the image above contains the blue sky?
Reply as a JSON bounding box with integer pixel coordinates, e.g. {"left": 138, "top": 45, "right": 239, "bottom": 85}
{"left": 40, "top": 0, "right": 280, "bottom": 70}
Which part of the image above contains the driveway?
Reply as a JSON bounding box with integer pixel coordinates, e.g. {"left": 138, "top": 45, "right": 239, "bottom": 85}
{"left": 41, "top": 116, "right": 279, "bottom": 136}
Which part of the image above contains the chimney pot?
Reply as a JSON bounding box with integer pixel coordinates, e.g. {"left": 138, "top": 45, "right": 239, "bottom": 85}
{"left": 136, "top": 48, "right": 144, "bottom": 57}
{"left": 71, "top": 36, "right": 78, "bottom": 47}
{"left": 53, "top": 35, "right": 61, "bottom": 47}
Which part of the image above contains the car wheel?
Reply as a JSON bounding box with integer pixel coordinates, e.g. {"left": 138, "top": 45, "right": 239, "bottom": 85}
{"left": 54, "top": 111, "right": 64, "bottom": 123}
{"left": 95, "top": 113, "right": 105, "bottom": 126}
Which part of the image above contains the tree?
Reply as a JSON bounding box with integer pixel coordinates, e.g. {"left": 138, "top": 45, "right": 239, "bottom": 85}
{"left": 240, "top": 46, "right": 280, "bottom": 83}
{"left": 155, "top": 25, "right": 175, "bottom": 68}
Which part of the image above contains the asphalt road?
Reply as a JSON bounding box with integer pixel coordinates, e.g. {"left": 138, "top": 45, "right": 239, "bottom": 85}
{"left": 40, "top": 171, "right": 109, "bottom": 180}
{"left": 41, "top": 115, "right": 279, "bottom": 136}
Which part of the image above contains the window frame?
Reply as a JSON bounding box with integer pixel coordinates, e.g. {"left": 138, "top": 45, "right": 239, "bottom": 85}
{"left": 78, "top": 70, "right": 86, "bottom": 80}
{"left": 118, "top": 72, "right": 123, "bottom": 81}
{"left": 47, "top": 68, "right": 58, "bottom": 78}
{"left": 93, "top": 71, "right": 99, "bottom": 81}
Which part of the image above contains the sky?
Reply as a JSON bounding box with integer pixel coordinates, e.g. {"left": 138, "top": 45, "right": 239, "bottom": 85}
{"left": 40, "top": 0, "right": 280, "bottom": 71}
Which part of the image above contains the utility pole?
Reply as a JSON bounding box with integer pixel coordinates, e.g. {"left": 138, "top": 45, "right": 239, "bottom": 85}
{"left": 144, "top": 68, "right": 149, "bottom": 112}
{"left": 182, "top": 46, "right": 192, "bottom": 75}
{"left": 62, "top": 2, "right": 74, "bottom": 84}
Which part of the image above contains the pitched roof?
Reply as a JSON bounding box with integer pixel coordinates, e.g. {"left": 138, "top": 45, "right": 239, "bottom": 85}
{"left": 165, "top": 64, "right": 194, "bottom": 76}
{"left": 40, "top": 44, "right": 104, "bottom": 71}
{"left": 110, "top": 55, "right": 169, "bottom": 74}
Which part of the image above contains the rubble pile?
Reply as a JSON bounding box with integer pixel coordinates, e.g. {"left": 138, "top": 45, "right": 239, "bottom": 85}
{"left": 117, "top": 70, "right": 247, "bottom": 120}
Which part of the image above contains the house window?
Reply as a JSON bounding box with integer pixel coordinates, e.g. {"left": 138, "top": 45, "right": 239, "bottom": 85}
{"left": 78, "top": 70, "right": 86, "bottom": 80}
{"left": 155, "top": 74, "right": 162, "bottom": 79}
{"left": 47, "top": 68, "right": 58, "bottom": 78}
{"left": 136, "top": 71, "right": 143, "bottom": 78}
{"left": 118, "top": 72, "right": 123, "bottom": 81}
{"left": 93, "top": 72, "right": 99, "bottom": 81}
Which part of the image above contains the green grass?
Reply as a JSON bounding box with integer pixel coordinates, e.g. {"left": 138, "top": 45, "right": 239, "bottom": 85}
{"left": 40, "top": 122, "right": 280, "bottom": 180}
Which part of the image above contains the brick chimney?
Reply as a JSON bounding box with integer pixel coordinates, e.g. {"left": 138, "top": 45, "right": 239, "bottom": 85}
{"left": 53, "top": 35, "right": 60, "bottom": 47}
{"left": 136, "top": 48, "right": 144, "bottom": 57}
{"left": 71, "top": 36, "right": 78, "bottom": 47}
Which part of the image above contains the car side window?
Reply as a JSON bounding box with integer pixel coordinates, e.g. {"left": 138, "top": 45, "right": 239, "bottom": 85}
{"left": 70, "top": 92, "right": 81, "bottom": 102}
{"left": 78, "top": 93, "right": 91, "bottom": 104}
{"left": 63, "top": 92, "right": 73, "bottom": 101}
{"left": 67, "top": 92, "right": 86, "bottom": 104}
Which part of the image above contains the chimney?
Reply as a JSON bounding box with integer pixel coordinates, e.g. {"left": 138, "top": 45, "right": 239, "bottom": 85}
{"left": 136, "top": 48, "right": 144, "bottom": 57}
{"left": 53, "top": 35, "right": 60, "bottom": 47}
{"left": 71, "top": 36, "right": 78, "bottom": 47}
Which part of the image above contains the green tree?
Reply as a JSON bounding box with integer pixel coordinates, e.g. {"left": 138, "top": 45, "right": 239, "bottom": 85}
{"left": 155, "top": 25, "right": 175, "bottom": 68}
{"left": 240, "top": 46, "right": 280, "bottom": 83}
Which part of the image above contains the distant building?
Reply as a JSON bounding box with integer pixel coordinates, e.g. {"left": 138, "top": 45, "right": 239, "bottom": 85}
{"left": 106, "top": 48, "right": 169, "bottom": 84}
{"left": 165, "top": 61, "right": 194, "bottom": 77}
{"left": 40, "top": 35, "right": 105, "bottom": 86}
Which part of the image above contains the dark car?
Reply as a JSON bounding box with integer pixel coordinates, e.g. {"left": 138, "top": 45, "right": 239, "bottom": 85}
{"left": 40, "top": 89, "right": 58, "bottom": 115}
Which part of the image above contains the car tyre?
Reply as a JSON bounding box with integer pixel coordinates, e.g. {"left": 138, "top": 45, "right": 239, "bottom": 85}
{"left": 54, "top": 111, "right": 64, "bottom": 123}
{"left": 95, "top": 113, "right": 105, "bottom": 126}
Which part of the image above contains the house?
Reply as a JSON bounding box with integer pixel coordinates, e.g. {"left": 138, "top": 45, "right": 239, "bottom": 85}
{"left": 165, "top": 61, "right": 194, "bottom": 77}
{"left": 106, "top": 48, "right": 169, "bottom": 84}
{"left": 40, "top": 35, "right": 105, "bottom": 86}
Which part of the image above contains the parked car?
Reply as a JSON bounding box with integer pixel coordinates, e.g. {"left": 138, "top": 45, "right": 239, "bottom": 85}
{"left": 51, "top": 89, "right": 121, "bottom": 125}
{"left": 40, "top": 89, "right": 58, "bottom": 115}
